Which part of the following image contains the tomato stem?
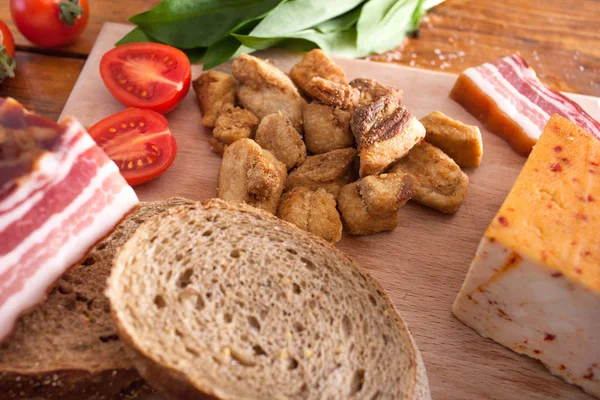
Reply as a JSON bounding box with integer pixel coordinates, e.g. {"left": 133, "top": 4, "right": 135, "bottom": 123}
{"left": 58, "top": 0, "right": 83, "bottom": 27}
{"left": 0, "top": 45, "right": 16, "bottom": 82}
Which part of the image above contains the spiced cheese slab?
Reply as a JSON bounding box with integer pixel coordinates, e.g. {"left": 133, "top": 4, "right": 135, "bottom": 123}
{"left": 453, "top": 115, "right": 600, "bottom": 397}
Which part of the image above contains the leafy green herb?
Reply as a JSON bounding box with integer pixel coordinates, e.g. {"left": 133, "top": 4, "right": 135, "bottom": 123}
{"left": 120, "top": 0, "right": 444, "bottom": 67}
{"left": 129, "top": 0, "right": 283, "bottom": 49}
{"left": 117, "top": 27, "right": 207, "bottom": 63}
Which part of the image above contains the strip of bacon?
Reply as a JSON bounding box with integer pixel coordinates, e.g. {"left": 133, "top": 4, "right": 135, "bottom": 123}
{"left": 0, "top": 98, "right": 139, "bottom": 341}
{"left": 450, "top": 54, "right": 600, "bottom": 156}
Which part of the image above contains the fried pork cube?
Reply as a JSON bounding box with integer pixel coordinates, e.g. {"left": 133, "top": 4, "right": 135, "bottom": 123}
{"left": 255, "top": 113, "right": 306, "bottom": 170}
{"left": 352, "top": 96, "right": 425, "bottom": 177}
{"left": 389, "top": 141, "right": 469, "bottom": 214}
{"left": 349, "top": 78, "right": 403, "bottom": 106}
{"left": 277, "top": 187, "right": 342, "bottom": 243}
{"left": 336, "top": 173, "right": 411, "bottom": 236}
{"left": 304, "top": 77, "right": 359, "bottom": 110}
{"left": 232, "top": 54, "right": 305, "bottom": 133}
{"left": 193, "top": 71, "right": 236, "bottom": 128}
{"left": 303, "top": 102, "right": 354, "bottom": 154}
{"left": 210, "top": 105, "right": 259, "bottom": 156}
{"left": 285, "top": 148, "right": 357, "bottom": 198}
{"left": 420, "top": 111, "right": 483, "bottom": 168}
{"left": 289, "top": 49, "right": 347, "bottom": 94}
{"left": 357, "top": 172, "right": 414, "bottom": 216}
{"left": 218, "top": 139, "right": 287, "bottom": 214}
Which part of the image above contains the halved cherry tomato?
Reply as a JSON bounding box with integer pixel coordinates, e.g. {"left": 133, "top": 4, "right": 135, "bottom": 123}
{"left": 100, "top": 43, "right": 191, "bottom": 114}
{"left": 88, "top": 108, "right": 177, "bottom": 186}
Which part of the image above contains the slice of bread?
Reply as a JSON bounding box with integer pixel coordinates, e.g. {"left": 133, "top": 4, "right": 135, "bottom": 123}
{"left": 106, "top": 199, "right": 431, "bottom": 400}
{"left": 0, "top": 197, "right": 195, "bottom": 400}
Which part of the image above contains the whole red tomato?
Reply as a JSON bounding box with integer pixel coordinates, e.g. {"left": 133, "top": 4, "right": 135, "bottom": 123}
{"left": 0, "top": 21, "right": 16, "bottom": 82}
{"left": 10, "top": 0, "right": 89, "bottom": 48}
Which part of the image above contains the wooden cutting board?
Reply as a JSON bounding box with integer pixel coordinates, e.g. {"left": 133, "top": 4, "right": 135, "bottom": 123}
{"left": 60, "top": 22, "right": 600, "bottom": 400}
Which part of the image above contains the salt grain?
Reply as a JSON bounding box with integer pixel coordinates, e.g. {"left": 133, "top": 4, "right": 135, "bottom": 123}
{"left": 434, "top": 49, "right": 441, "bottom": 55}
{"left": 579, "top": 66, "right": 585, "bottom": 71}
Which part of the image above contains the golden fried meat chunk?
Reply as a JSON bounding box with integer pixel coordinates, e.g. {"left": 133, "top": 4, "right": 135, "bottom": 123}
{"left": 277, "top": 187, "right": 342, "bottom": 243}
{"left": 232, "top": 54, "right": 305, "bottom": 133}
{"left": 303, "top": 102, "right": 354, "bottom": 154}
{"left": 420, "top": 111, "right": 483, "bottom": 168}
{"left": 349, "top": 78, "right": 403, "bottom": 106}
{"left": 352, "top": 96, "right": 425, "bottom": 177}
{"left": 210, "top": 105, "right": 259, "bottom": 155}
{"left": 285, "top": 148, "right": 357, "bottom": 198}
{"left": 193, "top": 70, "right": 236, "bottom": 128}
{"left": 218, "top": 139, "right": 287, "bottom": 214}
{"left": 389, "top": 141, "right": 469, "bottom": 214}
{"left": 255, "top": 113, "right": 306, "bottom": 170}
{"left": 289, "top": 49, "right": 347, "bottom": 94}
{"left": 304, "top": 77, "right": 359, "bottom": 110}
{"left": 337, "top": 182, "right": 397, "bottom": 236}
{"left": 357, "top": 172, "right": 414, "bottom": 216}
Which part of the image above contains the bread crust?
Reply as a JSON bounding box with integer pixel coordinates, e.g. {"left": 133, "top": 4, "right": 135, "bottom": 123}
{"left": 107, "top": 198, "right": 431, "bottom": 400}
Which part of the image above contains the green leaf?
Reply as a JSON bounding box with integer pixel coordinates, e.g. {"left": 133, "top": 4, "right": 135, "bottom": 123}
{"left": 203, "top": 35, "right": 253, "bottom": 70}
{"left": 356, "top": 0, "right": 423, "bottom": 55}
{"left": 235, "top": 24, "right": 367, "bottom": 59}
{"left": 248, "top": 0, "right": 366, "bottom": 37}
{"left": 313, "top": 6, "right": 362, "bottom": 34}
{"left": 116, "top": 27, "right": 156, "bottom": 45}
{"left": 116, "top": 27, "right": 206, "bottom": 63}
{"left": 129, "top": 0, "right": 284, "bottom": 49}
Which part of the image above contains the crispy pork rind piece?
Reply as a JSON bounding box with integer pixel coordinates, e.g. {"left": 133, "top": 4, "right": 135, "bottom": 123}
{"left": 217, "top": 139, "right": 287, "bottom": 214}
{"left": 277, "top": 187, "right": 342, "bottom": 243}
{"left": 232, "top": 54, "right": 305, "bottom": 133}
{"left": 303, "top": 102, "right": 354, "bottom": 154}
{"left": 337, "top": 182, "right": 397, "bottom": 236}
{"left": 255, "top": 113, "right": 306, "bottom": 170}
{"left": 304, "top": 77, "right": 359, "bottom": 110}
{"left": 210, "top": 105, "right": 259, "bottom": 156}
{"left": 285, "top": 148, "right": 357, "bottom": 199}
{"left": 389, "top": 141, "right": 469, "bottom": 214}
{"left": 357, "top": 172, "right": 414, "bottom": 216}
{"left": 351, "top": 95, "right": 425, "bottom": 177}
{"left": 349, "top": 78, "right": 403, "bottom": 106}
{"left": 420, "top": 111, "right": 483, "bottom": 168}
{"left": 289, "top": 49, "right": 347, "bottom": 93}
{"left": 193, "top": 70, "right": 236, "bottom": 128}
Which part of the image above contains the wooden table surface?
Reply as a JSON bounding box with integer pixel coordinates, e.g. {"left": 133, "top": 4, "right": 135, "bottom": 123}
{"left": 0, "top": 0, "right": 599, "bottom": 122}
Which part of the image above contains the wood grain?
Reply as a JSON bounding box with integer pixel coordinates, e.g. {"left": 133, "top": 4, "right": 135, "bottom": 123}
{"left": 60, "top": 23, "right": 599, "bottom": 400}
{"left": 0, "top": 0, "right": 598, "bottom": 122}
{"left": 0, "top": 52, "right": 84, "bottom": 120}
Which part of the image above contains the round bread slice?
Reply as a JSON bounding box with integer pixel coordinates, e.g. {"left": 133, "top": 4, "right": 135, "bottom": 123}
{"left": 106, "top": 199, "right": 430, "bottom": 400}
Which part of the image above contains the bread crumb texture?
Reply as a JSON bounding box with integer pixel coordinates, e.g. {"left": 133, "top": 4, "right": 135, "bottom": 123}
{"left": 107, "top": 199, "right": 427, "bottom": 400}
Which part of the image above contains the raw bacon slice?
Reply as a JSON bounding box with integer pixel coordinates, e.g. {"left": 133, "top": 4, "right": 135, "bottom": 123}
{"left": 0, "top": 98, "right": 139, "bottom": 342}
{"left": 450, "top": 54, "right": 600, "bottom": 156}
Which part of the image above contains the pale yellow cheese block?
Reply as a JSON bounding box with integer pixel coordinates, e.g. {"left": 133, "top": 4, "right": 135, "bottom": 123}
{"left": 454, "top": 115, "right": 600, "bottom": 397}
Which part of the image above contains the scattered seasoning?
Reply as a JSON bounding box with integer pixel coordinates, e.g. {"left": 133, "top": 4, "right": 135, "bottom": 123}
{"left": 553, "top": 146, "right": 563, "bottom": 152}
{"left": 544, "top": 333, "right": 556, "bottom": 341}
{"left": 498, "top": 216, "right": 508, "bottom": 227}
{"left": 559, "top": 365, "right": 566, "bottom": 371}
{"left": 584, "top": 370, "right": 595, "bottom": 380}
{"left": 550, "top": 163, "right": 562, "bottom": 172}
{"left": 575, "top": 268, "right": 582, "bottom": 274}
{"left": 551, "top": 272, "right": 563, "bottom": 278}
{"left": 575, "top": 213, "right": 588, "bottom": 221}
{"left": 571, "top": 241, "right": 578, "bottom": 246}
{"left": 584, "top": 250, "right": 591, "bottom": 256}
{"left": 533, "top": 350, "right": 541, "bottom": 354}
{"left": 588, "top": 194, "right": 595, "bottom": 202}
{"left": 560, "top": 157, "right": 569, "bottom": 164}
{"left": 572, "top": 177, "right": 580, "bottom": 183}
